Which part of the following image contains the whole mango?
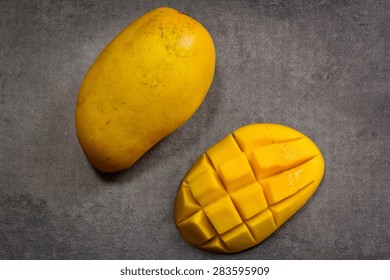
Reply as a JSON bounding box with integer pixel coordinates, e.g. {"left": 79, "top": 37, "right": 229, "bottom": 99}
{"left": 75, "top": 7, "right": 216, "bottom": 172}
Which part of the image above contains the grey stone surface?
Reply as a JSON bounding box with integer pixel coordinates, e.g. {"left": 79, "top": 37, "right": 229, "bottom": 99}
{"left": 1, "top": 0, "right": 389, "bottom": 259}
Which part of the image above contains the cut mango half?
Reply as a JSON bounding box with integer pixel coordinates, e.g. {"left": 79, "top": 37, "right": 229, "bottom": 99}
{"left": 174, "top": 123, "right": 325, "bottom": 253}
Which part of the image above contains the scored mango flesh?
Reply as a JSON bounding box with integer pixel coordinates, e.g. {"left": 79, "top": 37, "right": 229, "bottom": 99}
{"left": 174, "top": 123, "right": 325, "bottom": 253}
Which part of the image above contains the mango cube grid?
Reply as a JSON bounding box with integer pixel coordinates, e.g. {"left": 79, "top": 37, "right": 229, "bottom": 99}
{"left": 174, "top": 123, "right": 325, "bottom": 253}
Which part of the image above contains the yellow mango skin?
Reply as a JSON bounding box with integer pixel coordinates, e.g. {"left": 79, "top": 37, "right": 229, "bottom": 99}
{"left": 75, "top": 7, "right": 215, "bottom": 172}
{"left": 174, "top": 123, "right": 325, "bottom": 253}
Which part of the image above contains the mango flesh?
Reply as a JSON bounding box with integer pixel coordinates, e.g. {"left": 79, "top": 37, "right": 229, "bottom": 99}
{"left": 75, "top": 7, "right": 215, "bottom": 172}
{"left": 174, "top": 123, "right": 325, "bottom": 253}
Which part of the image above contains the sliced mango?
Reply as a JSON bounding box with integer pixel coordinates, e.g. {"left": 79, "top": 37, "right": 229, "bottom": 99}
{"left": 174, "top": 123, "right": 325, "bottom": 253}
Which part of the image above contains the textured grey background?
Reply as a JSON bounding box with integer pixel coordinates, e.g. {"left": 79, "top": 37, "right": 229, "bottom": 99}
{"left": 1, "top": 0, "right": 389, "bottom": 259}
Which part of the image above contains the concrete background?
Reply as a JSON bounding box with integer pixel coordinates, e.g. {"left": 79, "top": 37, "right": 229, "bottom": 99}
{"left": 1, "top": 0, "right": 389, "bottom": 259}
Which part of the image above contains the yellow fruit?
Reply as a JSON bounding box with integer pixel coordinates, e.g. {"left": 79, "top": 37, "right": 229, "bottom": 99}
{"left": 174, "top": 123, "right": 325, "bottom": 253}
{"left": 75, "top": 7, "right": 215, "bottom": 172}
